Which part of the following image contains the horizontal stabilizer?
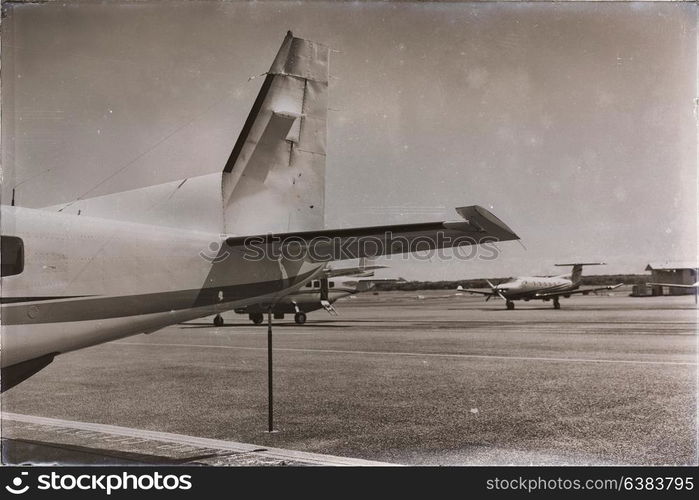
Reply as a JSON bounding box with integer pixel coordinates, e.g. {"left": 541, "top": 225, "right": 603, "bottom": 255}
{"left": 225, "top": 205, "right": 518, "bottom": 262}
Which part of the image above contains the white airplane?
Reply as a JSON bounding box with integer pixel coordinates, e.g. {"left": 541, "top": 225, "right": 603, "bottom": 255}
{"left": 458, "top": 263, "right": 622, "bottom": 310}
{"left": 231, "top": 260, "right": 402, "bottom": 324}
{"left": 0, "top": 32, "right": 520, "bottom": 391}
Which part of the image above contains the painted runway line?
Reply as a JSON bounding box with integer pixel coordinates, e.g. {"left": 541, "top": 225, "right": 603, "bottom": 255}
{"left": 116, "top": 341, "right": 697, "bottom": 366}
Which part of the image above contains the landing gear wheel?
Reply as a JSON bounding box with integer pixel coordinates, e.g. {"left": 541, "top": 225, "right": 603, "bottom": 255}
{"left": 553, "top": 299, "right": 561, "bottom": 310}
{"left": 250, "top": 313, "right": 264, "bottom": 325}
{"left": 294, "top": 312, "right": 307, "bottom": 325}
{"left": 506, "top": 301, "right": 515, "bottom": 310}
{"left": 213, "top": 314, "right": 224, "bottom": 327}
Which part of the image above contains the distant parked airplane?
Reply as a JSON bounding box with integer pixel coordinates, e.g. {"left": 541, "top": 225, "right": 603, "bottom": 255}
{"left": 459, "top": 263, "right": 622, "bottom": 310}
{"left": 232, "top": 261, "right": 402, "bottom": 325}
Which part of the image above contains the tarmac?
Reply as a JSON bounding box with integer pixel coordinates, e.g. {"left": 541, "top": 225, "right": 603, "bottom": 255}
{"left": 2, "top": 289, "right": 696, "bottom": 466}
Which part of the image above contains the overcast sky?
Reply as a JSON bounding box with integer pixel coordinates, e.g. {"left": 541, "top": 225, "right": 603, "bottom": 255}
{"left": 2, "top": 1, "right": 696, "bottom": 280}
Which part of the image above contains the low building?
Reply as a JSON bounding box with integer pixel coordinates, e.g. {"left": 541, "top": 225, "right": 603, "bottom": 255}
{"left": 645, "top": 262, "right": 698, "bottom": 296}
{"left": 630, "top": 284, "right": 652, "bottom": 297}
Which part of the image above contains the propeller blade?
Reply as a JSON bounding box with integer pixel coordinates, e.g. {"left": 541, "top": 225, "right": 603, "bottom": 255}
{"left": 485, "top": 279, "right": 507, "bottom": 300}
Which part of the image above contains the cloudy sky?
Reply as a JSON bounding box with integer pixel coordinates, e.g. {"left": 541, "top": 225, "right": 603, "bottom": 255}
{"left": 2, "top": 1, "right": 696, "bottom": 279}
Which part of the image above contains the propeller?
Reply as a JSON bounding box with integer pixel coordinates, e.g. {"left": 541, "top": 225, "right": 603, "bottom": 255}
{"left": 485, "top": 279, "right": 508, "bottom": 301}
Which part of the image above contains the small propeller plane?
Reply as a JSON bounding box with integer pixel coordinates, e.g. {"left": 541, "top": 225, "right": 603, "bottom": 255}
{"left": 230, "top": 259, "right": 402, "bottom": 324}
{"left": 0, "top": 32, "right": 519, "bottom": 391}
{"left": 458, "top": 263, "right": 622, "bottom": 310}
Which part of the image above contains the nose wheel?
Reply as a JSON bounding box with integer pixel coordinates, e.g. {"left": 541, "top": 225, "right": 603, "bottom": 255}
{"left": 213, "top": 314, "right": 224, "bottom": 327}
{"left": 506, "top": 301, "right": 515, "bottom": 310}
{"left": 553, "top": 298, "right": 561, "bottom": 309}
{"left": 294, "top": 312, "right": 307, "bottom": 325}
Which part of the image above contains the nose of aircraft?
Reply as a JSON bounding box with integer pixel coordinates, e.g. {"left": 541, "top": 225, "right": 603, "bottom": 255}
{"left": 496, "top": 280, "right": 517, "bottom": 292}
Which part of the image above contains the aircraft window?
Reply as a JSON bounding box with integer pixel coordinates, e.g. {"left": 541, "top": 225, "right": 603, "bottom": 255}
{"left": 329, "top": 282, "right": 335, "bottom": 288}
{"left": 305, "top": 282, "right": 312, "bottom": 288}
{"left": 1, "top": 236, "right": 24, "bottom": 277}
{"left": 312, "top": 280, "right": 319, "bottom": 288}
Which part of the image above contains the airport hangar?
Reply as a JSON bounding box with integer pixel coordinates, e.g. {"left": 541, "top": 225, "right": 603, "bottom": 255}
{"left": 645, "top": 262, "right": 698, "bottom": 296}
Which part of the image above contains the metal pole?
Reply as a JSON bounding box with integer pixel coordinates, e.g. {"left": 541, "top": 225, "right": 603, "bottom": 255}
{"left": 267, "top": 306, "right": 274, "bottom": 432}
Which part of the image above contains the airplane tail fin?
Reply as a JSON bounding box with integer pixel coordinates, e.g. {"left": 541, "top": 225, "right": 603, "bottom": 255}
{"left": 221, "top": 31, "right": 329, "bottom": 235}
{"left": 359, "top": 257, "right": 379, "bottom": 271}
{"left": 554, "top": 262, "right": 606, "bottom": 284}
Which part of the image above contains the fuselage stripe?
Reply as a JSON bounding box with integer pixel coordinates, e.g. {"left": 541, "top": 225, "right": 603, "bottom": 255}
{"left": 0, "top": 269, "right": 317, "bottom": 325}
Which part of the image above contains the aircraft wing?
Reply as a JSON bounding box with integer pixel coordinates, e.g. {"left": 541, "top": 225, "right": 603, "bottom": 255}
{"left": 353, "top": 277, "right": 406, "bottom": 293}
{"left": 325, "top": 265, "right": 389, "bottom": 278}
{"left": 647, "top": 282, "right": 699, "bottom": 289}
{"left": 414, "top": 292, "right": 468, "bottom": 300}
{"left": 225, "top": 205, "right": 518, "bottom": 262}
{"left": 359, "top": 278, "right": 405, "bottom": 283}
{"left": 535, "top": 283, "right": 623, "bottom": 298}
{"left": 460, "top": 288, "right": 499, "bottom": 297}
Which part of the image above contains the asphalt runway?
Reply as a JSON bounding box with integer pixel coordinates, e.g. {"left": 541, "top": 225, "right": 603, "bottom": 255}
{"left": 2, "top": 290, "right": 696, "bottom": 465}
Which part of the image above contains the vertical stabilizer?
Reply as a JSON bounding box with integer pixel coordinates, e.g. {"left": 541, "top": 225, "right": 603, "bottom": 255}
{"left": 359, "top": 257, "right": 378, "bottom": 271}
{"left": 554, "top": 262, "right": 606, "bottom": 284}
{"left": 221, "top": 31, "right": 329, "bottom": 235}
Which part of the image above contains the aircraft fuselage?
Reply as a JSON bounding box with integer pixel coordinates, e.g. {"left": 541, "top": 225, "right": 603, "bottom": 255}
{"left": 497, "top": 276, "right": 576, "bottom": 301}
{"left": 0, "top": 205, "right": 324, "bottom": 369}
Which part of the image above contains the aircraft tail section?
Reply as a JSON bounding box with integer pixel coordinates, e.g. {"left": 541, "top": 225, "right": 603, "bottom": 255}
{"left": 554, "top": 262, "right": 606, "bottom": 284}
{"left": 221, "top": 31, "right": 329, "bottom": 235}
{"left": 359, "top": 257, "right": 379, "bottom": 271}
{"left": 44, "top": 32, "right": 329, "bottom": 236}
